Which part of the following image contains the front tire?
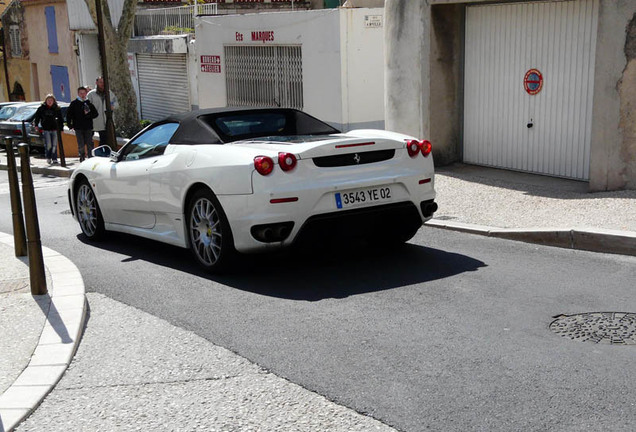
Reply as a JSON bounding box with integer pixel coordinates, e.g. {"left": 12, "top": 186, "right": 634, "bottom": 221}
{"left": 75, "top": 178, "right": 105, "bottom": 240}
{"left": 187, "top": 189, "right": 235, "bottom": 272}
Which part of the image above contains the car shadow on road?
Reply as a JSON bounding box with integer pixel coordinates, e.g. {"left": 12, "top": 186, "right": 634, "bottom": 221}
{"left": 77, "top": 233, "right": 487, "bottom": 301}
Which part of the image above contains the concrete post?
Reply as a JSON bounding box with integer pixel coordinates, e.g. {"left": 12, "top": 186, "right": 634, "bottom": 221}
{"left": 384, "top": 0, "right": 430, "bottom": 139}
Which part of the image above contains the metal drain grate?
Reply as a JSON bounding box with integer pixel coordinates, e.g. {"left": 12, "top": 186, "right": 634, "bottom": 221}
{"left": 550, "top": 312, "right": 636, "bottom": 345}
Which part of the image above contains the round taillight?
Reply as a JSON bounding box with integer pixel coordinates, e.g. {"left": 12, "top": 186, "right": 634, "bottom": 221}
{"left": 406, "top": 139, "right": 421, "bottom": 157}
{"left": 420, "top": 140, "right": 432, "bottom": 157}
{"left": 254, "top": 156, "right": 274, "bottom": 176}
{"left": 278, "top": 152, "right": 297, "bottom": 172}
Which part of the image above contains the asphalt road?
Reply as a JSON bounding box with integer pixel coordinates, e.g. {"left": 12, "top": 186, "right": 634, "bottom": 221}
{"left": 2, "top": 174, "right": 636, "bottom": 431}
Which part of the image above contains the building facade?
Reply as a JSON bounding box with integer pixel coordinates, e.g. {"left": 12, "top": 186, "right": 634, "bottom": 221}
{"left": 195, "top": 8, "right": 386, "bottom": 131}
{"left": 24, "top": 0, "right": 78, "bottom": 102}
{"left": 385, "top": 0, "right": 636, "bottom": 191}
{"left": 1, "top": 0, "right": 33, "bottom": 101}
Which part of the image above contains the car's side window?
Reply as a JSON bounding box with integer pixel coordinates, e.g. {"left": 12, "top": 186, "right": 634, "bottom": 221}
{"left": 119, "top": 122, "right": 179, "bottom": 162}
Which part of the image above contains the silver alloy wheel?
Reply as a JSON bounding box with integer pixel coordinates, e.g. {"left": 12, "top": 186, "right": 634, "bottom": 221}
{"left": 77, "top": 183, "right": 99, "bottom": 237}
{"left": 189, "top": 197, "right": 223, "bottom": 266}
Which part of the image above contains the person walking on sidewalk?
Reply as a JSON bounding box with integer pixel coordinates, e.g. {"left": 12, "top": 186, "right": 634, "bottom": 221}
{"left": 66, "top": 87, "right": 98, "bottom": 162}
{"left": 87, "top": 76, "right": 118, "bottom": 149}
{"left": 32, "top": 94, "right": 64, "bottom": 165}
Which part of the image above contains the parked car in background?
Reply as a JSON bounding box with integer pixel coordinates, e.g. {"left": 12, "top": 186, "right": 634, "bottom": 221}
{"left": 68, "top": 107, "right": 438, "bottom": 272}
{"left": 0, "top": 102, "right": 41, "bottom": 147}
{"left": 0, "top": 102, "right": 22, "bottom": 121}
{"left": 0, "top": 102, "right": 68, "bottom": 151}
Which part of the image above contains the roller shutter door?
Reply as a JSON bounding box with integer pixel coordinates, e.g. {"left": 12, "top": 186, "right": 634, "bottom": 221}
{"left": 137, "top": 54, "right": 190, "bottom": 121}
{"left": 463, "top": 0, "right": 599, "bottom": 180}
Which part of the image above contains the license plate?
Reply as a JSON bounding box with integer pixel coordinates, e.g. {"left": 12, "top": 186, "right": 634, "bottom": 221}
{"left": 335, "top": 186, "right": 392, "bottom": 209}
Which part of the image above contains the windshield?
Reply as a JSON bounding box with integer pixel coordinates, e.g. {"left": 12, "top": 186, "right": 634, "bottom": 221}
{"left": 10, "top": 106, "right": 38, "bottom": 122}
{"left": 0, "top": 105, "right": 19, "bottom": 121}
{"left": 207, "top": 110, "right": 340, "bottom": 143}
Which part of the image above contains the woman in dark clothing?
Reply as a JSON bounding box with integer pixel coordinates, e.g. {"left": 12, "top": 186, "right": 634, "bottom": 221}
{"left": 32, "top": 94, "right": 64, "bottom": 165}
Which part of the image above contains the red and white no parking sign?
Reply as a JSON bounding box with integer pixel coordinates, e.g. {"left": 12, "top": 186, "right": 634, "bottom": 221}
{"left": 524, "top": 69, "right": 543, "bottom": 95}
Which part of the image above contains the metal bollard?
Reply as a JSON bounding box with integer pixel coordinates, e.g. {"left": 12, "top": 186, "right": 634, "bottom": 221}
{"left": 56, "top": 129, "right": 66, "bottom": 167}
{"left": 21, "top": 120, "right": 28, "bottom": 144}
{"left": 17, "top": 143, "right": 47, "bottom": 295}
{"left": 4, "top": 137, "right": 27, "bottom": 256}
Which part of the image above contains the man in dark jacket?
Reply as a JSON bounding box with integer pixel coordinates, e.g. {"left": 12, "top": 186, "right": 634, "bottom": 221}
{"left": 66, "top": 86, "right": 98, "bottom": 162}
{"left": 32, "top": 94, "right": 64, "bottom": 165}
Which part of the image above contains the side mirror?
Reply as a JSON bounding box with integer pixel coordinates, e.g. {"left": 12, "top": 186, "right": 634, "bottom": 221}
{"left": 92, "top": 145, "right": 113, "bottom": 158}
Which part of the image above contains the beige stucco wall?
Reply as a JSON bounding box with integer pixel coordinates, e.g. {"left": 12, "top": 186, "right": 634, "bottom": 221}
{"left": 591, "top": 2, "right": 636, "bottom": 191}
{"left": 619, "top": 13, "right": 636, "bottom": 190}
{"left": 384, "top": 1, "right": 429, "bottom": 139}
{"left": 24, "top": 0, "right": 79, "bottom": 102}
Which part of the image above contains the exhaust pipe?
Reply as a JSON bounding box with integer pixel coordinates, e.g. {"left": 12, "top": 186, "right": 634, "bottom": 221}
{"left": 251, "top": 222, "right": 295, "bottom": 243}
{"left": 420, "top": 200, "right": 438, "bottom": 218}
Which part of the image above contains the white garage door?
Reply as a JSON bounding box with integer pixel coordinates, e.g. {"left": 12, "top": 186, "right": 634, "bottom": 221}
{"left": 463, "top": 0, "right": 599, "bottom": 180}
{"left": 137, "top": 53, "right": 190, "bottom": 121}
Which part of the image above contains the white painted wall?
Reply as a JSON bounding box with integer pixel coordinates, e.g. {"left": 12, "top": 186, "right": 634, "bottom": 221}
{"left": 77, "top": 33, "right": 101, "bottom": 88}
{"left": 341, "top": 8, "right": 385, "bottom": 129}
{"left": 195, "top": 8, "right": 384, "bottom": 131}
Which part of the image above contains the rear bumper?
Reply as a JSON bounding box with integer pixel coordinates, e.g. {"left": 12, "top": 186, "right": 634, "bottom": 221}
{"left": 293, "top": 201, "right": 427, "bottom": 248}
{"left": 220, "top": 175, "right": 436, "bottom": 253}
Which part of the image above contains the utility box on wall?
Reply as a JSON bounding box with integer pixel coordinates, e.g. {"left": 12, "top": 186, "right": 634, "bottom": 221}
{"left": 195, "top": 8, "right": 385, "bottom": 131}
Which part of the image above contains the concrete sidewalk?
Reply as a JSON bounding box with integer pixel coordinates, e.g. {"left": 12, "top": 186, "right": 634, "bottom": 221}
{"left": 432, "top": 164, "right": 636, "bottom": 257}
{"left": 0, "top": 234, "right": 86, "bottom": 432}
{"left": 0, "top": 153, "right": 635, "bottom": 430}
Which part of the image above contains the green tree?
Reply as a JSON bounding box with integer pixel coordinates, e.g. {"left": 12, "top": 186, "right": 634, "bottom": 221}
{"left": 84, "top": 0, "right": 140, "bottom": 137}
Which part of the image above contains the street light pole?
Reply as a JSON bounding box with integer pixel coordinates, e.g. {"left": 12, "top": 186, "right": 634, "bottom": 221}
{"left": 95, "top": 0, "right": 117, "bottom": 150}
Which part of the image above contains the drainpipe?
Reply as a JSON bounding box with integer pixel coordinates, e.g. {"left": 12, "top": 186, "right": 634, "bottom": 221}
{"left": 2, "top": 26, "right": 11, "bottom": 99}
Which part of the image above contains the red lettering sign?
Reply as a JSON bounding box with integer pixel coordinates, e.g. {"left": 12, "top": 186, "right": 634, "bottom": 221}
{"left": 201, "top": 64, "right": 221, "bottom": 73}
{"left": 251, "top": 31, "right": 275, "bottom": 43}
{"left": 201, "top": 55, "right": 221, "bottom": 64}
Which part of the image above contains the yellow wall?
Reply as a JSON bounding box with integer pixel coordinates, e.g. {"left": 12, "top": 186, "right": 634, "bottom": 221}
{"left": 0, "top": 58, "right": 33, "bottom": 102}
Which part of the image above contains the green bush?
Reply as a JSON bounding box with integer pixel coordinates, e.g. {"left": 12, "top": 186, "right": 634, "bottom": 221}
{"left": 117, "top": 119, "right": 153, "bottom": 139}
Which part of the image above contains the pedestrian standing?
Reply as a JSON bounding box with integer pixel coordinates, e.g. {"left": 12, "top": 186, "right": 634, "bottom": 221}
{"left": 87, "top": 76, "right": 117, "bottom": 149}
{"left": 66, "top": 87, "right": 98, "bottom": 162}
{"left": 32, "top": 94, "right": 64, "bottom": 165}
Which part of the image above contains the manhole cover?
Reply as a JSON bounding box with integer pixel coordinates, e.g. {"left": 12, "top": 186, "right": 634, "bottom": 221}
{"left": 550, "top": 312, "right": 636, "bottom": 345}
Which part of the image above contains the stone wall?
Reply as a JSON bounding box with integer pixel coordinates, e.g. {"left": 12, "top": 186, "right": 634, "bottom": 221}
{"left": 618, "top": 12, "right": 636, "bottom": 189}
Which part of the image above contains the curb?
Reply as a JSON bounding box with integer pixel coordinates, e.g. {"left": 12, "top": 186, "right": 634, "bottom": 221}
{"left": 0, "top": 233, "right": 86, "bottom": 432}
{"left": 0, "top": 163, "right": 74, "bottom": 178}
{"left": 425, "top": 220, "right": 636, "bottom": 257}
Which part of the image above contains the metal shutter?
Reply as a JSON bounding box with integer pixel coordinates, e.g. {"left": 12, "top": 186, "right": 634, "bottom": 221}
{"left": 463, "top": 0, "right": 599, "bottom": 180}
{"left": 225, "top": 45, "right": 303, "bottom": 110}
{"left": 137, "top": 54, "right": 190, "bottom": 121}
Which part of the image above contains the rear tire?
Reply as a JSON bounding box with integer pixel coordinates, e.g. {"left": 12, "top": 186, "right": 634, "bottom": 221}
{"left": 187, "top": 188, "right": 235, "bottom": 273}
{"left": 75, "top": 178, "right": 105, "bottom": 240}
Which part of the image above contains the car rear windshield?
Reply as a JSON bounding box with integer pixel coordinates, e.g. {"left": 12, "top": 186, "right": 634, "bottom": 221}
{"left": 206, "top": 110, "right": 340, "bottom": 142}
{"left": 10, "top": 107, "right": 37, "bottom": 121}
{"left": 0, "top": 106, "right": 19, "bottom": 120}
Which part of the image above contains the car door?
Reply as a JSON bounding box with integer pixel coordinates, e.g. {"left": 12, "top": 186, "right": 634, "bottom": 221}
{"left": 95, "top": 122, "right": 179, "bottom": 228}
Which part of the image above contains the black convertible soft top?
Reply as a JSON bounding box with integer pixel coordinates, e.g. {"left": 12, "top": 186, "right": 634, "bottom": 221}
{"left": 160, "top": 107, "right": 340, "bottom": 145}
